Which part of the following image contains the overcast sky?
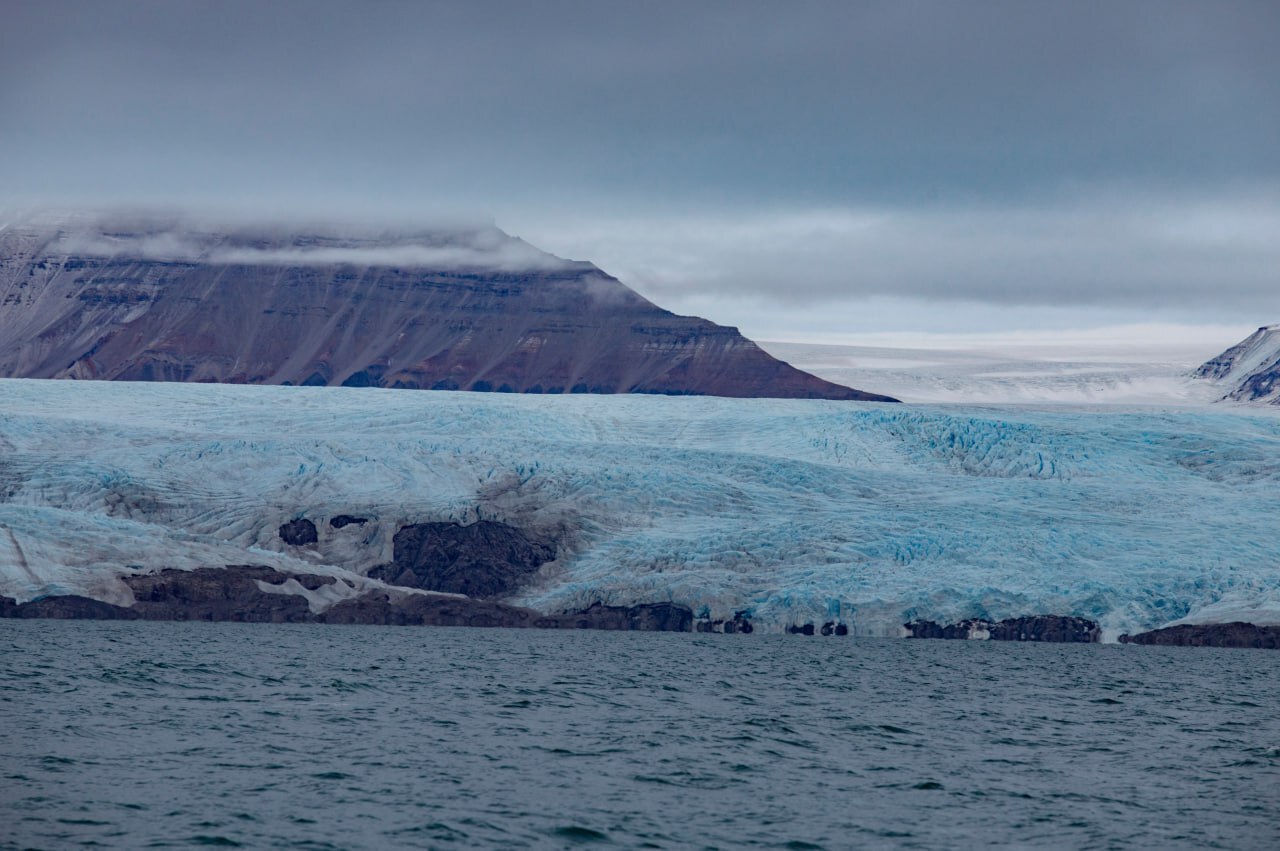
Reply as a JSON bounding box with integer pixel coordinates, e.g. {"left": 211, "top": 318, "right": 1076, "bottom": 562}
{"left": 3, "top": 1, "right": 1277, "bottom": 342}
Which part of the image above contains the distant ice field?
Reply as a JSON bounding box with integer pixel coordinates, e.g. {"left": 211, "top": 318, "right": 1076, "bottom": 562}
{"left": 2, "top": 378, "right": 1279, "bottom": 636}
{"left": 761, "top": 334, "right": 1232, "bottom": 405}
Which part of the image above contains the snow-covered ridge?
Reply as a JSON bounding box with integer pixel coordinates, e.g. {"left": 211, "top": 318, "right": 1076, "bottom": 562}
{"left": 2, "top": 379, "right": 1279, "bottom": 636}
{"left": 1195, "top": 325, "right": 1280, "bottom": 404}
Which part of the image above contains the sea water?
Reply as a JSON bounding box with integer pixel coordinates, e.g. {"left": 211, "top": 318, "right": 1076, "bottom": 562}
{"left": 2, "top": 621, "right": 1278, "bottom": 849}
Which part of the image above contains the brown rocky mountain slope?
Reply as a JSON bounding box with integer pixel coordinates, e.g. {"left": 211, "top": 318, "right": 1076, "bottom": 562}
{"left": 0, "top": 213, "right": 896, "bottom": 401}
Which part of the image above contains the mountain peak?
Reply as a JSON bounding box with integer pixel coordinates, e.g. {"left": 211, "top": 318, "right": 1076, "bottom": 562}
{"left": 1195, "top": 324, "right": 1280, "bottom": 404}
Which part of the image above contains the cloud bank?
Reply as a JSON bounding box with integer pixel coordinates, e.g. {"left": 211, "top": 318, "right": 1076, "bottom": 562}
{"left": 512, "top": 190, "right": 1280, "bottom": 313}
{"left": 50, "top": 224, "right": 575, "bottom": 272}
{"left": 4, "top": 1, "right": 1277, "bottom": 334}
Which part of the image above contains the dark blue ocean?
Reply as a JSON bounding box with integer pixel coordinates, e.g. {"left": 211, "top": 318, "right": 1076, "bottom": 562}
{"left": 2, "top": 621, "right": 1278, "bottom": 849}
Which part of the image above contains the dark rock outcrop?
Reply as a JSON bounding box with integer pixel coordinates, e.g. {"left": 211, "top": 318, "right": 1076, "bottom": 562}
{"left": 906, "top": 620, "right": 974, "bottom": 639}
{"left": 0, "top": 594, "right": 139, "bottom": 619}
{"left": 0, "top": 567, "right": 322, "bottom": 623}
{"left": 0, "top": 214, "right": 897, "bottom": 402}
{"left": 783, "top": 621, "right": 848, "bottom": 636}
{"left": 124, "top": 566, "right": 320, "bottom": 622}
{"left": 1, "top": 567, "right": 694, "bottom": 632}
{"left": 368, "top": 521, "right": 555, "bottom": 599}
{"left": 536, "top": 602, "right": 694, "bottom": 632}
{"left": 320, "top": 592, "right": 540, "bottom": 628}
{"left": 696, "top": 611, "right": 754, "bottom": 634}
{"left": 906, "top": 615, "right": 1100, "bottom": 643}
{"left": 0, "top": 571, "right": 537, "bottom": 627}
{"left": 329, "top": 515, "right": 368, "bottom": 529}
{"left": 1119, "top": 622, "right": 1280, "bottom": 649}
{"left": 279, "top": 518, "right": 318, "bottom": 546}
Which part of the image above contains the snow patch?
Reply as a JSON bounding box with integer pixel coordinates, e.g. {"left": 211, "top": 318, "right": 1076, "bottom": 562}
{"left": 253, "top": 576, "right": 362, "bottom": 614}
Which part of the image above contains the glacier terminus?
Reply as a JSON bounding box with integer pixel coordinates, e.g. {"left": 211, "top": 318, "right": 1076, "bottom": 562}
{"left": 2, "top": 378, "right": 1278, "bottom": 638}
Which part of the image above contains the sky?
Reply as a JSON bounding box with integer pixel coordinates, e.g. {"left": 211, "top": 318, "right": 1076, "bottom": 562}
{"left": 2, "top": 0, "right": 1277, "bottom": 343}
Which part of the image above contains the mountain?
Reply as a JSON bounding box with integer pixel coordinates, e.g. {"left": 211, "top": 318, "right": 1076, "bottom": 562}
{"left": 0, "top": 212, "right": 895, "bottom": 401}
{"left": 1194, "top": 324, "right": 1280, "bottom": 404}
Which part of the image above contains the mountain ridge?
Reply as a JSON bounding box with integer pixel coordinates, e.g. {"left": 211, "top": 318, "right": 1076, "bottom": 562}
{"left": 1195, "top": 324, "right": 1280, "bottom": 404}
{"left": 0, "top": 213, "right": 896, "bottom": 402}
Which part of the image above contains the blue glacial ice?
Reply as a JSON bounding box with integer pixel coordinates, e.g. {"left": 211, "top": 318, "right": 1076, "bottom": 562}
{"left": 1, "top": 378, "right": 1278, "bottom": 636}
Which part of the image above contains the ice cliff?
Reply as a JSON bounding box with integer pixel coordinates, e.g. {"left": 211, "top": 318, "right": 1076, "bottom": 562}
{"left": 2, "top": 379, "right": 1278, "bottom": 635}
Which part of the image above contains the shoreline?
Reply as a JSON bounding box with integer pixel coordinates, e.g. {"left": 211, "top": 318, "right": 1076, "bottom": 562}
{"left": 5, "top": 566, "right": 1278, "bottom": 648}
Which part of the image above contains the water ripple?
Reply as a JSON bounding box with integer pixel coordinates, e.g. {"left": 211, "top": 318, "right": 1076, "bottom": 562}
{"left": 2, "top": 622, "right": 1279, "bottom": 849}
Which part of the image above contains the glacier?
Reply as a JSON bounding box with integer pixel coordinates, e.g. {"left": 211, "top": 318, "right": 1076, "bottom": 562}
{"left": 761, "top": 335, "right": 1234, "bottom": 406}
{"left": 2, "top": 378, "right": 1279, "bottom": 637}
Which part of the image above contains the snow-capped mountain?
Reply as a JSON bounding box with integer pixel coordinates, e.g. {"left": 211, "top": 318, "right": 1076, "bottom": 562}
{"left": 0, "top": 212, "right": 892, "bottom": 401}
{"left": 1195, "top": 324, "right": 1280, "bottom": 404}
{"left": 2, "top": 379, "right": 1278, "bottom": 636}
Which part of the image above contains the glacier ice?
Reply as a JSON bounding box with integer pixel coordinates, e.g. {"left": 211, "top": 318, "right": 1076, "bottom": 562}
{"left": 2, "top": 378, "right": 1279, "bottom": 636}
{"left": 761, "top": 338, "right": 1231, "bottom": 406}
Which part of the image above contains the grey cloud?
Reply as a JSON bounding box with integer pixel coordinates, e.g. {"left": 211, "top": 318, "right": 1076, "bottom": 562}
{"left": 57, "top": 236, "right": 572, "bottom": 272}
{"left": 2, "top": 1, "right": 1277, "bottom": 209}
{"left": 42, "top": 212, "right": 574, "bottom": 271}
{"left": 3, "top": 1, "right": 1277, "bottom": 333}
{"left": 513, "top": 190, "right": 1280, "bottom": 313}
{"left": 208, "top": 243, "right": 571, "bottom": 271}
